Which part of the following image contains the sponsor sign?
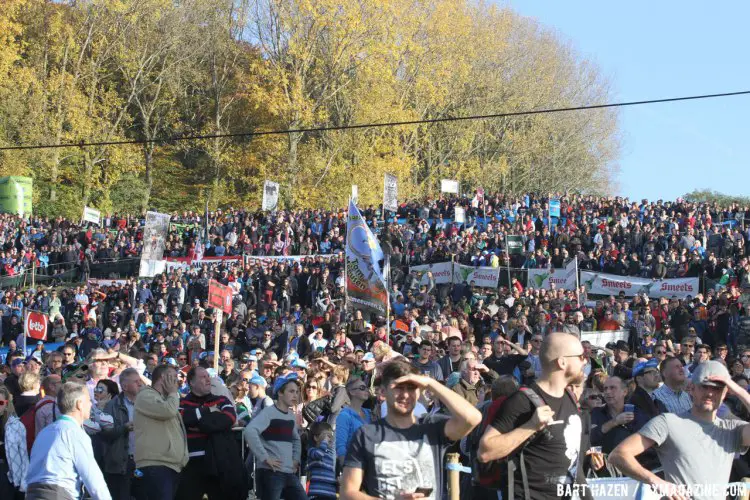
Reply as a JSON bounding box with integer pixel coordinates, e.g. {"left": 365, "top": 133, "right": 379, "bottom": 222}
{"left": 580, "top": 271, "right": 699, "bottom": 299}
{"left": 25, "top": 310, "right": 48, "bottom": 341}
{"left": 453, "top": 264, "right": 500, "bottom": 288}
{"left": 409, "top": 262, "right": 454, "bottom": 286}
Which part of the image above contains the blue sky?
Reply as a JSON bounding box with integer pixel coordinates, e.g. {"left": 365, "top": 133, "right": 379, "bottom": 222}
{"left": 502, "top": 1, "right": 750, "bottom": 201}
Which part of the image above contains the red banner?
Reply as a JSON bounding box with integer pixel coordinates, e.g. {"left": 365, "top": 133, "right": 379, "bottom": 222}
{"left": 208, "top": 280, "right": 233, "bottom": 314}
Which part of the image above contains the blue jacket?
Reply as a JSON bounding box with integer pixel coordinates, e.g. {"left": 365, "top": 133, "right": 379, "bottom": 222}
{"left": 334, "top": 406, "right": 371, "bottom": 458}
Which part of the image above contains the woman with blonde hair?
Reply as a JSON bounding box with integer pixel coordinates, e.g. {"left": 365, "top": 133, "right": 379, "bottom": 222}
{"left": 0, "top": 385, "right": 26, "bottom": 498}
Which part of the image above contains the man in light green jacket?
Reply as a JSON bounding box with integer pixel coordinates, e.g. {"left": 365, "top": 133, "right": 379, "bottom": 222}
{"left": 134, "top": 365, "right": 188, "bottom": 500}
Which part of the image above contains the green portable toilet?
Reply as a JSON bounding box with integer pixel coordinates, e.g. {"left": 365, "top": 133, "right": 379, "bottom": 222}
{"left": 0, "top": 176, "right": 33, "bottom": 216}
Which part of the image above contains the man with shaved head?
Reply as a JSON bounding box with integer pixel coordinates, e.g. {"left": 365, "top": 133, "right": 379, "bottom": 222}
{"left": 478, "top": 332, "right": 588, "bottom": 499}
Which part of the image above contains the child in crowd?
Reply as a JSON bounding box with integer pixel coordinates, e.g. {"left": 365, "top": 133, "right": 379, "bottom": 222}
{"left": 306, "top": 422, "right": 337, "bottom": 500}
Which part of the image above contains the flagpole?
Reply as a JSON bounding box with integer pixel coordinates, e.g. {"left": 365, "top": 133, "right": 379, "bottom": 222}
{"left": 385, "top": 257, "right": 391, "bottom": 341}
{"left": 345, "top": 197, "right": 350, "bottom": 317}
{"left": 505, "top": 234, "right": 512, "bottom": 290}
{"left": 575, "top": 253, "right": 581, "bottom": 308}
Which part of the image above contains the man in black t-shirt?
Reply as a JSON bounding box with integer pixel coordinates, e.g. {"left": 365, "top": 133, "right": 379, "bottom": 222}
{"left": 483, "top": 336, "right": 529, "bottom": 380}
{"left": 478, "top": 332, "right": 587, "bottom": 500}
{"left": 341, "top": 359, "right": 481, "bottom": 500}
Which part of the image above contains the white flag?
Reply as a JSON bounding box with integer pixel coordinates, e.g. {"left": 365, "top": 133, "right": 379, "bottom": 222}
{"left": 441, "top": 179, "right": 459, "bottom": 194}
{"left": 262, "top": 180, "right": 280, "bottom": 211}
{"left": 383, "top": 173, "right": 398, "bottom": 212}
{"left": 454, "top": 207, "right": 465, "bottom": 224}
{"left": 82, "top": 206, "right": 101, "bottom": 225}
{"left": 352, "top": 185, "right": 359, "bottom": 204}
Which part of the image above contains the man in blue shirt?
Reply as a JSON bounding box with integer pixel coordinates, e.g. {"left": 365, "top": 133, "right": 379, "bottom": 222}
{"left": 26, "top": 382, "right": 111, "bottom": 500}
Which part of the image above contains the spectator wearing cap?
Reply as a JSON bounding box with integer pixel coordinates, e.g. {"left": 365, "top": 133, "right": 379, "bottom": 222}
{"left": 5, "top": 354, "right": 26, "bottom": 400}
{"left": 244, "top": 372, "right": 307, "bottom": 500}
{"left": 608, "top": 341, "right": 633, "bottom": 380}
{"left": 611, "top": 361, "right": 750, "bottom": 497}
{"left": 652, "top": 357, "right": 692, "bottom": 414}
{"left": 247, "top": 373, "right": 273, "bottom": 419}
{"left": 629, "top": 359, "right": 666, "bottom": 419}
{"left": 290, "top": 358, "right": 308, "bottom": 383}
{"left": 178, "top": 366, "right": 244, "bottom": 500}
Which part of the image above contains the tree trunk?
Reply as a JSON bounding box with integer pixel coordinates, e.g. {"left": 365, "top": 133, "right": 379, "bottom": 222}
{"left": 142, "top": 142, "right": 154, "bottom": 211}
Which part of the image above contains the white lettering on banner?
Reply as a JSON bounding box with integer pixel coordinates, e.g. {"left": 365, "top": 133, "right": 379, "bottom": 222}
{"left": 28, "top": 320, "right": 44, "bottom": 332}
{"left": 581, "top": 271, "right": 698, "bottom": 299}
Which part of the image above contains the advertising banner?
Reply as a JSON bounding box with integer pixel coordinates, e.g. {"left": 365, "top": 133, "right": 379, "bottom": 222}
{"left": 580, "top": 271, "right": 699, "bottom": 299}
{"left": 453, "top": 264, "right": 500, "bottom": 288}
{"left": 528, "top": 259, "right": 577, "bottom": 290}
{"left": 409, "top": 262, "right": 454, "bottom": 286}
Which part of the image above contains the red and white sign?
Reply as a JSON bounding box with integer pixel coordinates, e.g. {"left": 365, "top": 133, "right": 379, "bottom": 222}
{"left": 208, "top": 280, "right": 233, "bottom": 314}
{"left": 25, "top": 311, "right": 48, "bottom": 341}
{"left": 580, "top": 271, "right": 699, "bottom": 299}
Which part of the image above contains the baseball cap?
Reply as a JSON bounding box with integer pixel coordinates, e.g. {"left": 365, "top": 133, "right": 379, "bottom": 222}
{"left": 632, "top": 358, "right": 659, "bottom": 378}
{"left": 272, "top": 372, "right": 300, "bottom": 398}
{"left": 249, "top": 374, "right": 267, "bottom": 387}
{"left": 691, "top": 360, "right": 730, "bottom": 388}
{"left": 354, "top": 346, "right": 365, "bottom": 353}
{"left": 164, "top": 357, "right": 178, "bottom": 367}
{"left": 291, "top": 358, "right": 308, "bottom": 370}
{"left": 240, "top": 353, "right": 255, "bottom": 362}
{"left": 362, "top": 353, "right": 375, "bottom": 362}
{"left": 11, "top": 358, "right": 25, "bottom": 368}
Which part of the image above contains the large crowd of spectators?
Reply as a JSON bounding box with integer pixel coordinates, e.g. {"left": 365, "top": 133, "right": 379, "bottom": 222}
{"left": 0, "top": 192, "right": 749, "bottom": 499}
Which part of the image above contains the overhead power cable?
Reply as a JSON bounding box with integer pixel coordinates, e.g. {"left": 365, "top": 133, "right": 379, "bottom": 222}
{"left": 1, "top": 89, "right": 748, "bottom": 151}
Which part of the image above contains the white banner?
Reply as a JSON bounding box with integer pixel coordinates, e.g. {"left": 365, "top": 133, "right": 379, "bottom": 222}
{"left": 528, "top": 259, "right": 577, "bottom": 290}
{"left": 262, "top": 180, "right": 280, "bottom": 211}
{"left": 352, "top": 185, "right": 358, "bottom": 204}
{"left": 454, "top": 207, "right": 465, "bottom": 224}
{"left": 453, "top": 264, "right": 500, "bottom": 288}
{"left": 383, "top": 173, "right": 398, "bottom": 212}
{"left": 82, "top": 206, "right": 101, "bottom": 225}
{"left": 441, "top": 179, "right": 459, "bottom": 194}
{"left": 580, "top": 271, "right": 700, "bottom": 299}
{"left": 141, "top": 211, "right": 171, "bottom": 261}
{"left": 409, "top": 262, "right": 454, "bottom": 285}
{"left": 580, "top": 330, "right": 629, "bottom": 347}
{"left": 139, "top": 259, "right": 166, "bottom": 278}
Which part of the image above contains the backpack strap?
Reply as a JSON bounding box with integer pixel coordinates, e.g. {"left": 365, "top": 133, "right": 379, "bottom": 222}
{"left": 520, "top": 450, "right": 531, "bottom": 500}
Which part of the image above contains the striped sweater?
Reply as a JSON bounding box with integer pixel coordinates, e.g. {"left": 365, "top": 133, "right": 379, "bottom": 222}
{"left": 179, "top": 392, "right": 237, "bottom": 458}
{"left": 243, "top": 404, "right": 301, "bottom": 474}
{"left": 307, "top": 440, "right": 337, "bottom": 499}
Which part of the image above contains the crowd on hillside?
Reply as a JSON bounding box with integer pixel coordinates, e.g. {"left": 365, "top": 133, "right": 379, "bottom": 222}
{"left": 0, "top": 193, "right": 749, "bottom": 500}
